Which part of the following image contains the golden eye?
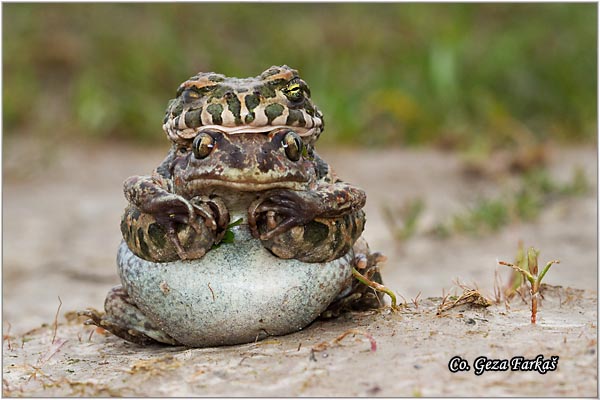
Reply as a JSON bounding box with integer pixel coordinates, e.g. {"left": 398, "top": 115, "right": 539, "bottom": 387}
{"left": 282, "top": 131, "right": 303, "bottom": 161}
{"left": 192, "top": 132, "right": 215, "bottom": 159}
{"left": 283, "top": 82, "right": 303, "bottom": 103}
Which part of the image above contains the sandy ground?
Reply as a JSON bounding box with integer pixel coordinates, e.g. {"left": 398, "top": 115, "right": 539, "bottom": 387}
{"left": 2, "top": 138, "right": 598, "bottom": 396}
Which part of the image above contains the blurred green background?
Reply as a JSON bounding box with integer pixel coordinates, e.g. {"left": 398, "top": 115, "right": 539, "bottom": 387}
{"left": 3, "top": 3, "right": 597, "bottom": 149}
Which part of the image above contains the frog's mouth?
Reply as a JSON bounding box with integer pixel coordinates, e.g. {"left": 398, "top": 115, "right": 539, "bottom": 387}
{"left": 165, "top": 124, "right": 320, "bottom": 143}
{"left": 193, "top": 125, "right": 317, "bottom": 136}
{"left": 182, "top": 176, "right": 311, "bottom": 194}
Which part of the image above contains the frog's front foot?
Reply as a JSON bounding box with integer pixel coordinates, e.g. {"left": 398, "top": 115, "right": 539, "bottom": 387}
{"left": 121, "top": 195, "right": 229, "bottom": 262}
{"left": 248, "top": 189, "right": 322, "bottom": 240}
{"left": 78, "top": 286, "right": 180, "bottom": 346}
{"left": 248, "top": 189, "right": 365, "bottom": 263}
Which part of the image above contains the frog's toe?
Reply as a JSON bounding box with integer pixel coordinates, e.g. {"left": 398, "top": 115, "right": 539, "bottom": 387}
{"left": 80, "top": 308, "right": 160, "bottom": 346}
{"left": 191, "top": 195, "right": 230, "bottom": 234}
{"left": 323, "top": 239, "right": 387, "bottom": 317}
{"left": 84, "top": 286, "right": 181, "bottom": 346}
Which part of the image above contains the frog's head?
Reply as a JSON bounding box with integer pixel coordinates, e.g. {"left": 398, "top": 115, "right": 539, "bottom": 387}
{"left": 172, "top": 128, "right": 315, "bottom": 194}
{"left": 163, "top": 65, "right": 324, "bottom": 145}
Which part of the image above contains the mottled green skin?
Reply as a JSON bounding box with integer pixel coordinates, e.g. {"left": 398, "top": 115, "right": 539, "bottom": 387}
{"left": 163, "top": 65, "right": 324, "bottom": 145}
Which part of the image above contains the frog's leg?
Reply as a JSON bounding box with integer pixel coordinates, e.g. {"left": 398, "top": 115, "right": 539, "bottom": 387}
{"left": 121, "top": 194, "right": 228, "bottom": 262}
{"left": 122, "top": 171, "right": 229, "bottom": 262}
{"left": 248, "top": 179, "right": 367, "bottom": 262}
{"left": 321, "top": 237, "right": 387, "bottom": 318}
{"left": 250, "top": 207, "right": 366, "bottom": 263}
{"left": 79, "top": 286, "right": 180, "bottom": 346}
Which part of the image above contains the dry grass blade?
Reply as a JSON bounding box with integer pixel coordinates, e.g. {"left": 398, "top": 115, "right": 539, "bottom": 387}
{"left": 333, "top": 329, "right": 377, "bottom": 352}
{"left": 411, "top": 291, "right": 422, "bottom": 309}
{"left": 437, "top": 289, "right": 492, "bottom": 315}
{"left": 52, "top": 296, "right": 63, "bottom": 345}
{"left": 312, "top": 329, "right": 377, "bottom": 353}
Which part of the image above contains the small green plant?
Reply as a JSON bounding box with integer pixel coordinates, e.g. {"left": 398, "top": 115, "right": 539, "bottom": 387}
{"left": 352, "top": 267, "right": 399, "bottom": 310}
{"left": 451, "top": 197, "right": 509, "bottom": 234}
{"left": 212, "top": 218, "right": 243, "bottom": 248}
{"left": 498, "top": 246, "right": 560, "bottom": 324}
{"left": 560, "top": 166, "right": 590, "bottom": 196}
{"left": 382, "top": 198, "right": 425, "bottom": 241}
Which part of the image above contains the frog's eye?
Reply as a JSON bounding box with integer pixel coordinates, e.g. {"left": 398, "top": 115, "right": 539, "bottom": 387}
{"left": 282, "top": 131, "right": 303, "bottom": 162}
{"left": 283, "top": 82, "right": 304, "bottom": 103}
{"left": 183, "top": 88, "right": 201, "bottom": 103}
{"left": 192, "top": 132, "right": 215, "bottom": 159}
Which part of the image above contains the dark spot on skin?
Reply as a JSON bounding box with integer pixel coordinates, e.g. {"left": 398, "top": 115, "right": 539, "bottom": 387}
{"left": 171, "top": 99, "right": 184, "bottom": 116}
{"left": 120, "top": 218, "right": 130, "bottom": 241}
{"left": 184, "top": 108, "right": 202, "bottom": 128}
{"left": 268, "top": 78, "right": 287, "bottom": 87}
{"left": 257, "top": 84, "right": 276, "bottom": 98}
{"left": 226, "top": 95, "right": 242, "bottom": 125}
{"left": 137, "top": 228, "right": 150, "bottom": 259}
{"left": 352, "top": 210, "right": 366, "bottom": 240}
{"left": 208, "top": 74, "right": 225, "bottom": 82}
{"left": 155, "top": 153, "right": 175, "bottom": 179}
{"left": 245, "top": 93, "right": 260, "bottom": 112}
{"left": 303, "top": 221, "right": 330, "bottom": 245}
{"left": 183, "top": 88, "right": 201, "bottom": 104}
{"left": 314, "top": 156, "right": 329, "bottom": 180}
{"left": 211, "top": 85, "right": 233, "bottom": 99}
{"left": 303, "top": 102, "right": 315, "bottom": 116}
{"left": 196, "top": 85, "right": 218, "bottom": 96}
{"left": 213, "top": 133, "right": 248, "bottom": 169}
{"left": 256, "top": 131, "right": 286, "bottom": 173}
{"left": 148, "top": 223, "right": 167, "bottom": 249}
{"left": 244, "top": 93, "right": 260, "bottom": 124}
{"left": 332, "top": 221, "right": 344, "bottom": 255}
{"left": 286, "top": 109, "right": 305, "bottom": 126}
{"left": 348, "top": 214, "right": 358, "bottom": 241}
{"left": 207, "top": 104, "right": 223, "bottom": 125}
{"left": 265, "top": 103, "right": 284, "bottom": 124}
{"left": 130, "top": 207, "right": 141, "bottom": 220}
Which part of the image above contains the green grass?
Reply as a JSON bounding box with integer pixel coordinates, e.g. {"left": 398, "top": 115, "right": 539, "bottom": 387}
{"left": 3, "top": 3, "right": 597, "bottom": 148}
{"left": 382, "top": 198, "right": 426, "bottom": 241}
{"left": 431, "top": 166, "right": 591, "bottom": 238}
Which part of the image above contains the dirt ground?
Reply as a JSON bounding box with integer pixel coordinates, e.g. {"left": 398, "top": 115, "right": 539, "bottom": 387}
{"left": 2, "top": 138, "right": 598, "bottom": 396}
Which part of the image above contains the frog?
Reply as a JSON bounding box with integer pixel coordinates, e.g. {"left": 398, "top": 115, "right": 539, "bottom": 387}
{"left": 80, "top": 66, "right": 385, "bottom": 347}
